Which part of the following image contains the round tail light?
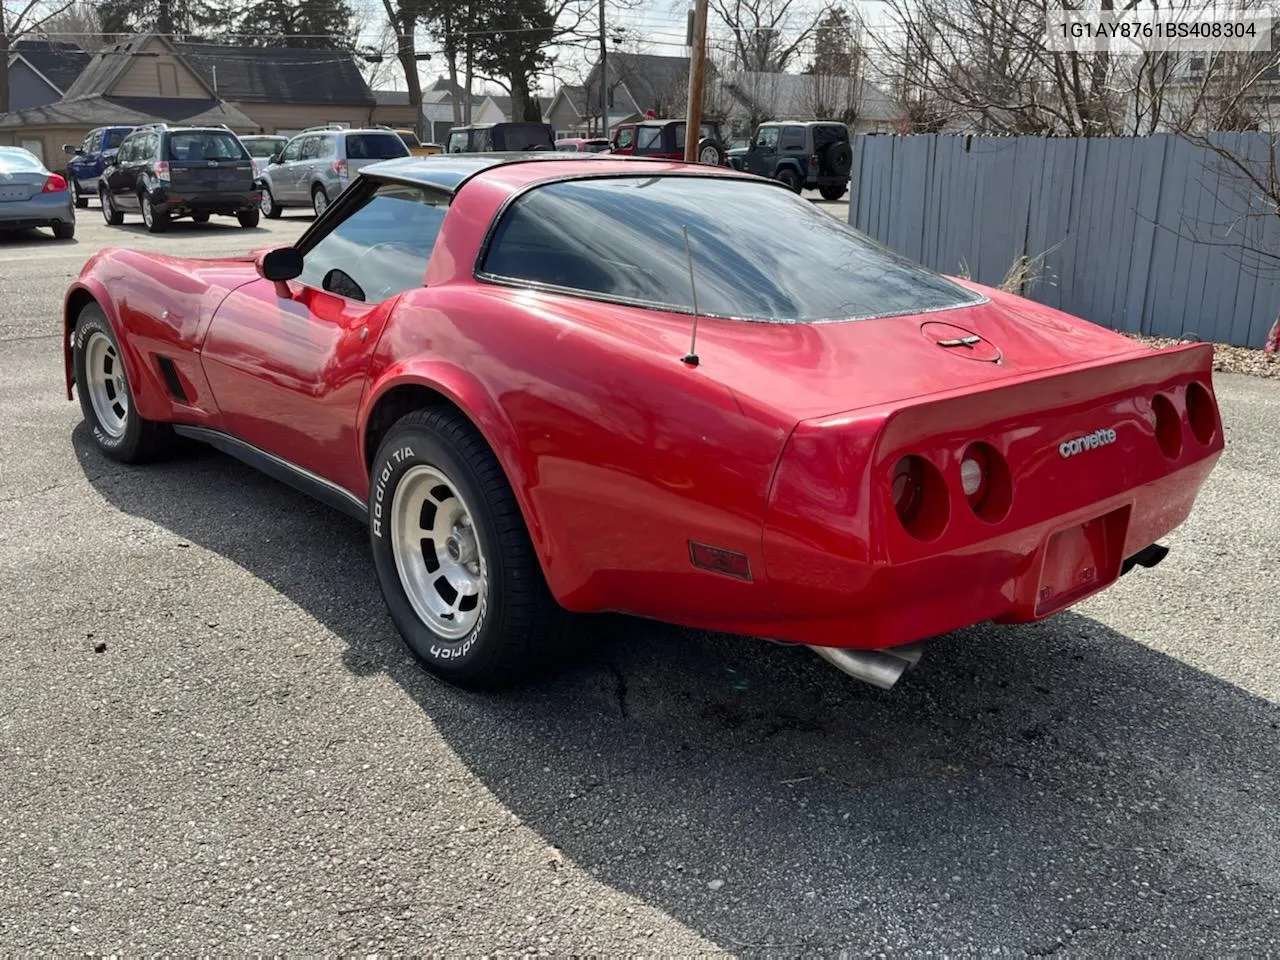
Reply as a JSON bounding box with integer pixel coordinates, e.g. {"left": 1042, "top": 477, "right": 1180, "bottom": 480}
{"left": 1152, "top": 393, "right": 1182, "bottom": 459}
{"left": 960, "top": 441, "right": 1012, "bottom": 523}
{"left": 1185, "top": 381, "right": 1217, "bottom": 445}
{"left": 890, "top": 455, "right": 949, "bottom": 541}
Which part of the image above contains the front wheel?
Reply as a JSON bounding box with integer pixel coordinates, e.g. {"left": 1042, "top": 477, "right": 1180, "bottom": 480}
{"left": 72, "top": 305, "right": 173, "bottom": 463}
{"left": 260, "top": 185, "right": 282, "bottom": 219}
{"left": 237, "top": 209, "right": 260, "bottom": 229}
{"left": 368, "top": 408, "right": 563, "bottom": 688}
{"left": 819, "top": 183, "right": 847, "bottom": 201}
{"left": 101, "top": 189, "right": 124, "bottom": 226}
{"left": 71, "top": 179, "right": 88, "bottom": 209}
{"left": 192, "top": 211, "right": 210, "bottom": 224}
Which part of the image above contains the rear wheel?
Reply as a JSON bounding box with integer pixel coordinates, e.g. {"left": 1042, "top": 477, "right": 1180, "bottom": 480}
{"left": 776, "top": 167, "right": 802, "bottom": 193}
{"left": 140, "top": 192, "right": 168, "bottom": 233}
{"left": 697, "top": 138, "right": 726, "bottom": 166}
{"left": 72, "top": 305, "right": 173, "bottom": 463}
{"left": 312, "top": 185, "right": 329, "bottom": 217}
{"left": 52, "top": 221, "right": 75, "bottom": 240}
{"left": 101, "top": 189, "right": 124, "bottom": 226}
{"left": 369, "top": 408, "right": 565, "bottom": 688}
{"left": 237, "top": 209, "right": 260, "bottom": 229}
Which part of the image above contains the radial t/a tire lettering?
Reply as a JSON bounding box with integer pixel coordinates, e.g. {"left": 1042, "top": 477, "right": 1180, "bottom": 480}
{"left": 368, "top": 408, "right": 564, "bottom": 688}
{"left": 72, "top": 305, "right": 173, "bottom": 464}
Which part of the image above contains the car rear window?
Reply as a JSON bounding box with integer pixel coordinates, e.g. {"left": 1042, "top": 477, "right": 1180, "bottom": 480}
{"left": 168, "top": 132, "right": 247, "bottom": 161}
{"left": 496, "top": 124, "right": 553, "bottom": 150}
{"left": 481, "top": 176, "right": 982, "bottom": 323}
{"left": 243, "top": 138, "right": 286, "bottom": 158}
{"left": 0, "top": 149, "right": 44, "bottom": 171}
{"left": 344, "top": 133, "right": 410, "bottom": 160}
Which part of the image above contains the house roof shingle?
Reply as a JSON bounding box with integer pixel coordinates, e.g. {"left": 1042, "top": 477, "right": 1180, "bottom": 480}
{"left": 0, "top": 93, "right": 257, "bottom": 130}
{"left": 586, "top": 52, "right": 710, "bottom": 115}
{"left": 10, "top": 40, "right": 90, "bottom": 93}
{"left": 176, "top": 43, "right": 373, "bottom": 104}
{"left": 63, "top": 35, "right": 159, "bottom": 100}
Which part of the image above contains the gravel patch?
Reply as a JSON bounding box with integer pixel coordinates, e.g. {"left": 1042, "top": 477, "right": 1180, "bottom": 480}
{"left": 1124, "top": 332, "right": 1280, "bottom": 379}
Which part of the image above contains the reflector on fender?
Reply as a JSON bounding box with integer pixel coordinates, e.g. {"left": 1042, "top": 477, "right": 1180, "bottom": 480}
{"left": 688, "top": 541, "right": 752, "bottom": 580}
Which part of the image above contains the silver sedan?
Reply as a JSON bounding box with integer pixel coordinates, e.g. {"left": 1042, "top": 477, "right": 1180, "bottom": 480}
{"left": 0, "top": 147, "right": 76, "bottom": 240}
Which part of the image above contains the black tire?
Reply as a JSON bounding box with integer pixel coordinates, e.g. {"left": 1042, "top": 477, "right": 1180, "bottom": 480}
{"left": 72, "top": 305, "right": 173, "bottom": 464}
{"left": 369, "top": 408, "right": 563, "bottom": 688}
{"left": 101, "top": 189, "right": 124, "bottom": 226}
{"left": 819, "top": 183, "right": 847, "bottom": 201}
{"left": 825, "top": 141, "right": 853, "bottom": 178}
{"left": 71, "top": 179, "right": 88, "bottom": 209}
{"left": 260, "top": 184, "right": 282, "bottom": 219}
{"left": 192, "top": 211, "right": 210, "bottom": 223}
{"left": 52, "top": 221, "right": 75, "bottom": 240}
{"left": 311, "top": 185, "right": 329, "bottom": 217}
{"left": 237, "top": 208, "right": 260, "bottom": 229}
{"left": 776, "top": 167, "right": 802, "bottom": 193}
{"left": 141, "top": 192, "right": 168, "bottom": 233}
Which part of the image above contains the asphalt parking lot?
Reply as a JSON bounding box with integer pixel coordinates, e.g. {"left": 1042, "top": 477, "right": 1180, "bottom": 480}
{"left": 1, "top": 198, "right": 1278, "bottom": 955}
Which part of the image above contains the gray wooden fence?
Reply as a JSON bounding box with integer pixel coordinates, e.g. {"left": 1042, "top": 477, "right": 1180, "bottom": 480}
{"left": 848, "top": 132, "right": 1280, "bottom": 348}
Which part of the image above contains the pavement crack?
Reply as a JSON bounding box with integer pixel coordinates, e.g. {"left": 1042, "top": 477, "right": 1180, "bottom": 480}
{"left": 606, "top": 661, "right": 629, "bottom": 720}
{"left": 0, "top": 474, "right": 101, "bottom": 505}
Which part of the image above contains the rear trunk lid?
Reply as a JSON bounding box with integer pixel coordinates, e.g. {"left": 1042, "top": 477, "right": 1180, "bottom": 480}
{"left": 0, "top": 172, "right": 46, "bottom": 203}
{"left": 343, "top": 132, "right": 412, "bottom": 178}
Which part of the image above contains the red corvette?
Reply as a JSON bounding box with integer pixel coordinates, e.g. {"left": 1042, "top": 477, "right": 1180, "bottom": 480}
{"left": 64, "top": 154, "right": 1224, "bottom": 689}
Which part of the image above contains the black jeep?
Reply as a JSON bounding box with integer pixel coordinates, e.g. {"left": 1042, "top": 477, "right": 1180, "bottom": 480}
{"left": 736, "top": 121, "right": 852, "bottom": 199}
{"left": 446, "top": 122, "right": 556, "bottom": 153}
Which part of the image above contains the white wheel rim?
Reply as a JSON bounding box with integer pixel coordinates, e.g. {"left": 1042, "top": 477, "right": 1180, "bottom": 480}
{"left": 101, "top": 193, "right": 114, "bottom": 222}
{"left": 142, "top": 196, "right": 153, "bottom": 227}
{"left": 390, "top": 464, "right": 486, "bottom": 641}
{"left": 313, "top": 191, "right": 327, "bottom": 216}
{"left": 260, "top": 190, "right": 272, "bottom": 215}
{"left": 84, "top": 330, "right": 128, "bottom": 438}
{"left": 700, "top": 145, "right": 718, "bottom": 164}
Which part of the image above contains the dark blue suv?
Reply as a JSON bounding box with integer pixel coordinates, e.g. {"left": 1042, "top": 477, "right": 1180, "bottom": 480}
{"left": 63, "top": 125, "right": 134, "bottom": 208}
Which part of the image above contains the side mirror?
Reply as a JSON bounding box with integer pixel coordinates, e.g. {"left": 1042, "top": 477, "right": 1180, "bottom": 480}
{"left": 102, "top": 154, "right": 117, "bottom": 167}
{"left": 256, "top": 246, "right": 303, "bottom": 297}
{"left": 269, "top": 153, "right": 282, "bottom": 164}
{"left": 63, "top": 144, "right": 80, "bottom": 156}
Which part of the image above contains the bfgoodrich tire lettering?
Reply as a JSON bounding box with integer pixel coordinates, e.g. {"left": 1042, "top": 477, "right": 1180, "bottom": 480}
{"left": 368, "top": 407, "right": 563, "bottom": 688}
{"left": 72, "top": 304, "right": 174, "bottom": 464}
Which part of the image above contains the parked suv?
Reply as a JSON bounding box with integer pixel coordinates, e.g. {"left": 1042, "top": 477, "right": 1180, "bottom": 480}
{"left": 99, "top": 124, "right": 259, "bottom": 232}
{"left": 258, "top": 125, "right": 410, "bottom": 218}
{"left": 609, "top": 119, "right": 728, "bottom": 166}
{"left": 62, "top": 125, "right": 134, "bottom": 208}
{"left": 446, "top": 122, "right": 556, "bottom": 153}
{"left": 240, "top": 134, "right": 289, "bottom": 180}
{"left": 737, "top": 121, "right": 852, "bottom": 199}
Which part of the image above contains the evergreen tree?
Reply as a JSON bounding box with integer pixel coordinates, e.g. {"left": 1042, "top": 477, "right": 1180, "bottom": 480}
{"left": 233, "top": 0, "right": 357, "bottom": 49}
{"left": 806, "top": 6, "right": 856, "bottom": 77}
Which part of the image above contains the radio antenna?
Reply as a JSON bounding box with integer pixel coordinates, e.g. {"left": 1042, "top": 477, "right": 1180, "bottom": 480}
{"left": 681, "top": 225, "right": 701, "bottom": 367}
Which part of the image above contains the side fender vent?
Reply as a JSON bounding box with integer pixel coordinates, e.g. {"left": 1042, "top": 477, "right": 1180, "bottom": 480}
{"left": 155, "top": 355, "right": 189, "bottom": 404}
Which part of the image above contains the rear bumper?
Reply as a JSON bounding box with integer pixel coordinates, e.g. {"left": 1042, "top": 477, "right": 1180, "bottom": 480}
{"left": 153, "top": 188, "right": 260, "bottom": 215}
{"left": 0, "top": 192, "right": 76, "bottom": 228}
{"left": 741, "top": 455, "right": 1218, "bottom": 650}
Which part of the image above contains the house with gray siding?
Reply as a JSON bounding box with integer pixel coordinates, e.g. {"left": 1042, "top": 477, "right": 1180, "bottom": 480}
{"left": 5, "top": 40, "right": 90, "bottom": 111}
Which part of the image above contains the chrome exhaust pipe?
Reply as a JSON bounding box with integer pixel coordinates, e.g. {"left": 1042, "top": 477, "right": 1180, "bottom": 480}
{"left": 809, "top": 643, "right": 924, "bottom": 690}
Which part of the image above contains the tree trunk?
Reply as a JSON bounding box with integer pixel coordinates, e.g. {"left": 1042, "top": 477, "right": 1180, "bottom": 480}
{"left": 508, "top": 67, "right": 535, "bottom": 122}
{"left": 0, "top": 28, "right": 10, "bottom": 116}
{"left": 394, "top": 18, "right": 424, "bottom": 139}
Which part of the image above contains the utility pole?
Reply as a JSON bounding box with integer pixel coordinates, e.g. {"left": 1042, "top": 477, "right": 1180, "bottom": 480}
{"left": 598, "top": 0, "right": 609, "bottom": 138}
{"left": 683, "top": 0, "right": 709, "bottom": 162}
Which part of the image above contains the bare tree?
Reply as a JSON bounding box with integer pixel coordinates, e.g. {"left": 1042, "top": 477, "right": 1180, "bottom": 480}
{"left": 2, "top": 0, "right": 78, "bottom": 112}
{"left": 709, "top": 0, "right": 827, "bottom": 72}
{"left": 35, "top": 0, "right": 104, "bottom": 50}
